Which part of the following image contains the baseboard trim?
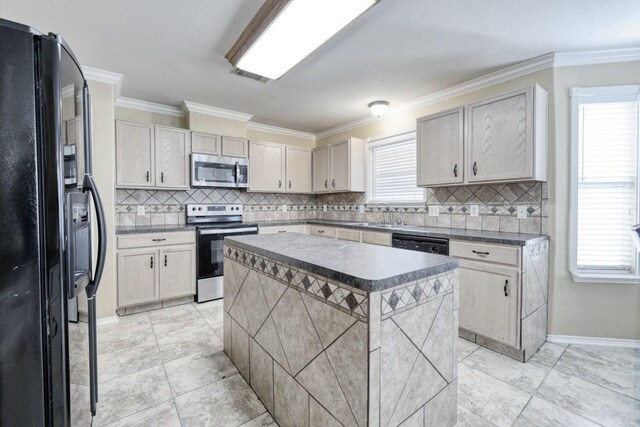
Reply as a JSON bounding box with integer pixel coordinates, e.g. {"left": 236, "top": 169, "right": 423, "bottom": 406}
{"left": 547, "top": 334, "right": 640, "bottom": 349}
{"left": 96, "top": 316, "right": 119, "bottom": 326}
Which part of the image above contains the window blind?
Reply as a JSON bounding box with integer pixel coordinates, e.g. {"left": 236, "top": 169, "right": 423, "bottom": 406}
{"left": 576, "top": 97, "right": 639, "bottom": 272}
{"left": 368, "top": 137, "right": 425, "bottom": 203}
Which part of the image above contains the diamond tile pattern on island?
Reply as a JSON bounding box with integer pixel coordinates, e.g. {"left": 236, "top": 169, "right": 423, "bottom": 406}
{"left": 236, "top": 270, "right": 271, "bottom": 336}
{"left": 391, "top": 295, "right": 443, "bottom": 350}
{"left": 254, "top": 316, "right": 292, "bottom": 374}
{"left": 300, "top": 293, "right": 356, "bottom": 349}
{"left": 422, "top": 294, "right": 454, "bottom": 382}
{"left": 381, "top": 271, "right": 453, "bottom": 319}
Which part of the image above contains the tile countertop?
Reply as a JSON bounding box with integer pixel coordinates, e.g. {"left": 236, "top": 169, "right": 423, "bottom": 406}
{"left": 115, "top": 219, "right": 549, "bottom": 246}
{"left": 224, "top": 233, "right": 459, "bottom": 293}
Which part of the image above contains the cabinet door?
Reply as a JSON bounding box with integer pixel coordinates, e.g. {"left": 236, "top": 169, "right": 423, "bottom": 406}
{"left": 155, "top": 126, "right": 190, "bottom": 189}
{"left": 417, "top": 108, "right": 464, "bottom": 186}
{"left": 330, "top": 140, "right": 350, "bottom": 191}
{"left": 116, "top": 121, "right": 155, "bottom": 187}
{"left": 285, "top": 146, "right": 312, "bottom": 193}
{"left": 467, "top": 87, "right": 534, "bottom": 182}
{"left": 249, "top": 141, "right": 284, "bottom": 192}
{"left": 222, "top": 136, "right": 248, "bottom": 158}
{"left": 159, "top": 245, "right": 195, "bottom": 299}
{"left": 117, "top": 249, "right": 159, "bottom": 307}
{"left": 458, "top": 260, "right": 519, "bottom": 347}
{"left": 312, "top": 146, "right": 330, "bottom": 193}
{"left": 191, "top": 132, "right": 220, "bottom": 155}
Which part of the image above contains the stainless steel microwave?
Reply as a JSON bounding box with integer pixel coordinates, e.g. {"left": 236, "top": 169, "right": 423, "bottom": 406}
{"left": 191, "top": 153, "right": 249, "bottom": 188}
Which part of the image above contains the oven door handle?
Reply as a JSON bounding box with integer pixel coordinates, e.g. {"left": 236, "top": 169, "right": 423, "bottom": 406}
{"left": 199, "top": 227, "right": 258, "bottom": 235}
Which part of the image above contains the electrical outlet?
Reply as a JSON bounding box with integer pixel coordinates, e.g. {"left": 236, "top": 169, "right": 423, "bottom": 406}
{"left": 428, "top": 206, "right": 439, "bottom": 217}
{"left": 359, "top": 204, "right": 365, "bottom": 214}
{"left": 517, "top": 206, "right": 527, "bottom": 219}
{"left": 323, "top": 204, "right": 327, "bottom": 212}
{"left": 137, "top": 206, "right": 145, "bottom": 215}
{"left": 281, "top": 205, "right": 288, "bottom": 212}
{"left": 470, "top": 205, "right": 479, "bottom": 217}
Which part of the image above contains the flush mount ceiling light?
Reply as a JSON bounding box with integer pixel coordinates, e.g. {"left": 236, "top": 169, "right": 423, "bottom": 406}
{"left": 226, "top": 0, "right": 378, "bottom": 81}
{"left": 369, "top": 100, "right": 390, "bottom": 117}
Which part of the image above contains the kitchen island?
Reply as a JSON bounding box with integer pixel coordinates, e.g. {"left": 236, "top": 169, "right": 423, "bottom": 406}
{"left": 223, "top": 233, "right": 459, "bottom": 427}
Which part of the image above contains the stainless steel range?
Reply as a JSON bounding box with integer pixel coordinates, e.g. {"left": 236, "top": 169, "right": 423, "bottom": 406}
{"left": 187, "top": 204, "right": 258, "bottom": 302}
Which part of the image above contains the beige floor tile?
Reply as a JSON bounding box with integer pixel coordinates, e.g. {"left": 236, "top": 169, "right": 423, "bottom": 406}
{"left": 164, "top": 351, "right": 237, "bottom": 397}
{"left": 513, "top": 396, "right": 600, "bottom": 427}
{"left": 103, "top": 401, "right": 181, "bottom": 427}
{"left": 528, "top": 341, "right": 566, "bottom": 368}
{"left": 458, "top": 337, "right": 479, "bottom": 362}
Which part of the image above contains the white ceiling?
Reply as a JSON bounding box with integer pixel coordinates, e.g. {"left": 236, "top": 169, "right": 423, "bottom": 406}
{"left": 3, "top": 0, "right": 640, "bottom": 133}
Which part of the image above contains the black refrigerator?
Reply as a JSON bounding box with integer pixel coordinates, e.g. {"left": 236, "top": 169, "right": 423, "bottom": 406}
{"left": 0, "top": 18, "right": 106, "bottom": 426}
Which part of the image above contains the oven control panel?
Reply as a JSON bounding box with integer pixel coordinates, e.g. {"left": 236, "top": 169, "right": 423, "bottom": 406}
{"left": 186, "top": 204, "right": 243, "bottom": 216}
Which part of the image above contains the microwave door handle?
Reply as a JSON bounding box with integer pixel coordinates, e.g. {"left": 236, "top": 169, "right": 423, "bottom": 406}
{"left": 235, "top": 161, "right": 240, "bottom": 186}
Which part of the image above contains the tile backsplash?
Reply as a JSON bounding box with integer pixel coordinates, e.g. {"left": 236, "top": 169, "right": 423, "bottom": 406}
{"left": 115, "top": 181, "right": 549, "bottom": 235}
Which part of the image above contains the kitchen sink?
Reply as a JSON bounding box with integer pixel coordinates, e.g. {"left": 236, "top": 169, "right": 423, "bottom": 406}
{"left": 370, "top": 223, "right": 404, "bottom": 229}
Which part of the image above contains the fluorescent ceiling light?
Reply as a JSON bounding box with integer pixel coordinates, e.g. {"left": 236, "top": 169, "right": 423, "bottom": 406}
{"left": 235, "top": 0, "right": 376, "bottom": 80}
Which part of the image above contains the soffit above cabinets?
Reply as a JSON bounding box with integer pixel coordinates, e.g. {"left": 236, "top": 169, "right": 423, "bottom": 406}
{"left": 5, "top": 0, "right": 639, "bottom": 133}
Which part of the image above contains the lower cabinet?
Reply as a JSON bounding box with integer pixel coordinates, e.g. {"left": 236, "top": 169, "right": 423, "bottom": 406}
{"left": 458, "top": 259, "right": 519, "bottom": 347}
{"left": 258, "top": 224, "right": 308, "bottom": 234}
{"left": 117, "top": 232, "right": 195, "bottom": 308}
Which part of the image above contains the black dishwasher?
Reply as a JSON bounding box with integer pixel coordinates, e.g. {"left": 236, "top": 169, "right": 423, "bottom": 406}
{"left": 392, "top": 234, "right": 449, "bottom": 255}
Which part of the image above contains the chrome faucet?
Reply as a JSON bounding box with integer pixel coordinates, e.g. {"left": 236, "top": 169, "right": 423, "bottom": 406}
{"left": 374, "top": 202, "right": 391, "bottom": 224}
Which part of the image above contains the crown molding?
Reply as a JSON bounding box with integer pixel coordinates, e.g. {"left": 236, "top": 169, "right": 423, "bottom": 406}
{"left": 115, "top": 97, "right": 184, "bottom": 117}
{"left": 316, "top": 52, "right": 555, "bottom": 139}
{"left": 182, "top": 101, "right": 253, "bottom": 122}
{"left": 246, "top": 121, "right": 316, "bottom": 141}
{"left": 82, "top": 66, "right": 123, "bottom": 98}
{"left": 554, "top": 47, "right": 640, "bottom": 67}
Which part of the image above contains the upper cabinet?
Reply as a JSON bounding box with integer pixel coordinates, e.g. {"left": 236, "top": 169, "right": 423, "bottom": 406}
{"left": 416, "top": 85, "right": 547, "bottom": 187}
{"left": 467, "top": 85, "right": 547, "bottom": 183}
{"left": 116, "top": 120, "right": 191, "bottom": 189}
{"left": 285, "top": 146, "right": 312, "bottom": 193}
{"left": 191, "top": 132, "right": 220, "bottom": 155}
{"left": 312, "top": 137, "right": 365, "bottom": 193}
{"left": 248, "top": 140, "right": 285, "bottom": 192}
{"left": 417, "top": 107, "right": 464, "bottom": 186}
{"left": 155, "top": 126, "right": 190, "bottom": 188}
{"left": 221, "top": 136, "right": 248, "bottom": 158}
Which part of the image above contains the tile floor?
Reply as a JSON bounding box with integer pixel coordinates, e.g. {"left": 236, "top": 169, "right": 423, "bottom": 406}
{"left": 68, "top": 301, "right": 640, "bottom": 426}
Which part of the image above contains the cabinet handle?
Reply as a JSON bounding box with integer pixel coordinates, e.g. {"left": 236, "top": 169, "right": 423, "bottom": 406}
{"left": 164, "top": 255, "right": 167, "bottom": 267}
{"left": 318, "top": 230, "right": 325, "bottom": 234}
{"left": 324, "top": 179, "right": 328, "bottom": 188}
{"left": 473, "top": 162, "right": 478, "bottom": 176}
{"left": 150, "top": 256, "right": 154, "bottom": 269}
{"left": 504, "top": 280, "right": 509, "bottom": 297}
{"left": 146, "top": 171, "right": 150, "bottom": 182}
{"left": 472, "top": 250, "right": 490, "bottom": 256}
{"left": 278, "top": 179, "right": 281, "bottom": 188}
{"left": 278, "top": 230, "right": 287, "bottom": 233}
{"left": 152, "top": 238, "right": 166, "bottom": 242}
{"left": 161, "top": 172, "right": 164, "bottom": 183}
{"left": 453, "top": 164, "right": 458, "bottom": 178}
{"left": 289, "top": 180, "right": 292, "bottom": 189}
{"left": 332, "top": 179, "right": 335, "bottom": 188}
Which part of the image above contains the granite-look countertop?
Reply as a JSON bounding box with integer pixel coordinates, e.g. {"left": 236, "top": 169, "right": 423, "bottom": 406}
{"left": 115, "top": 219, "right": 548, "bottom": 246}
{"left": 225, "top": 233, "right": 459, "bottom": 292}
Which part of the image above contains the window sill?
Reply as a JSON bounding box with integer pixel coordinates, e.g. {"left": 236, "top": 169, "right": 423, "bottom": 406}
{"left": 570, "top": 271, "right": 640, "bottom": 285}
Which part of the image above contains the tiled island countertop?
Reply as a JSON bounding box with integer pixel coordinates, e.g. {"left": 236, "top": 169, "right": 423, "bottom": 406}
{"left": 223, "top": 233, "right": 460, "bottom": 427}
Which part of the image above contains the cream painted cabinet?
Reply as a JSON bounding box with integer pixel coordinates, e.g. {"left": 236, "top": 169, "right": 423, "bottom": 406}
{"left": 312, "top": 146, "right": 330, "bottom": 193}
{"left": 285, "top": 146, "right": 312, "bottom": 193}
{"left": 249, "top": 140, "right": 285, "bottom": 192}
{"left": 117, "top": 249, "right": 159, "bottom": 307}
{"left": 155, "top": 126, "right": 190, "bottom": 189}
{"left": 312, "top": 138, "right": 365, "bottom": 193}
{"left": 416, "top": 107, "right": 464, "bottom": 186}
{"left": 259, "top": 224, "right": 308, "bottom": 234}
{"left": 191, "top": 131, "right": 220, "bottom": 155}
{"left": 222, "top": 136, "right": 248, "bottom": 158}
{"left": 159, "top": 246, "right": 196, "bottom": 299}
{"left": 458, "top": 259, "right": 519, "bottom": 347}
{"left": 466, "top": 85, "right": 547, "bottom": 183}
{"left": 116, "top": 121, "right": 155, "bottom": 188}
{"left": 117, "top": 232, "right": 195, "bottom": 308}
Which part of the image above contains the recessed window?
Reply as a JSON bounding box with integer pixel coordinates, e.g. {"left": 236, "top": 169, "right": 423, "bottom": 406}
{"left": 366, "top": 133, "right": 426, "bottom": 205}
{"left": 570, "top": 85, "right": 640, "bottom": 283}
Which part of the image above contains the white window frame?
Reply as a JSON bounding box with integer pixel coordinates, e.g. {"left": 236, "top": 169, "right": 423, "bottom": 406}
{"left": 365, "top": 131, "right": 426, "bottom": 206}
{"left": 569, "top": 85, "right": 640, "bottom": 284}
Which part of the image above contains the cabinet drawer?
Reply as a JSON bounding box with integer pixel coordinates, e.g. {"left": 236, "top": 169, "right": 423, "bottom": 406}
{"left": 259, "top": 225, "right": 307, "bottom": 234}
{"left": 336, "top": 228, "right": 360, "bottom": 242}
{"left": 361, "top": 231, "right": 392, "bottom": 246}
{"left": 450, "top": 240, "right": 520, "bottom": 266}
{"left": 309, "top": 225, "right": 336, "bottom": 238}
{"left": 117, "top": 231, "right": 195, "bottom": 249}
